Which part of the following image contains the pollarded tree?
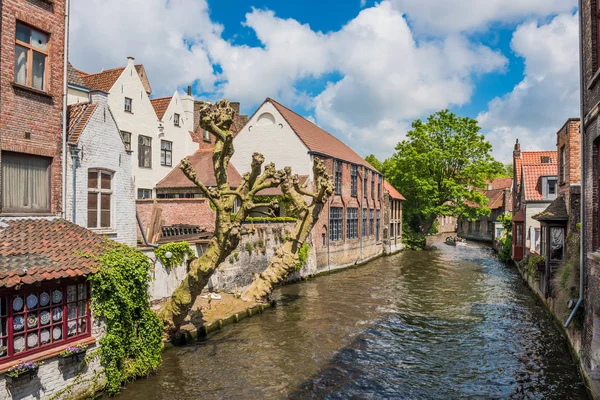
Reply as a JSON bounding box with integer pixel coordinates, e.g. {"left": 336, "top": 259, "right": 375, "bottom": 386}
{"left": 241, "top": 160, "right": 334, "bottom": 303}
{"left": 159, "top": 100, "right": 287, "bottom": 336}
{"left": 384, "top": 109, "right": 504, "bottom": 234}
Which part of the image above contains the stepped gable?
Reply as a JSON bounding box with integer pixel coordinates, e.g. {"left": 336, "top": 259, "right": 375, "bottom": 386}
{"left": 0, "top": 218, "right": 108, "bottom": 288}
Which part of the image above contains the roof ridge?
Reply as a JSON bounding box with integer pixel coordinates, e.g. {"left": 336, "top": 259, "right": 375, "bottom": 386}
{"left": 83, "top": 66, "right": 125, "bottom": 76}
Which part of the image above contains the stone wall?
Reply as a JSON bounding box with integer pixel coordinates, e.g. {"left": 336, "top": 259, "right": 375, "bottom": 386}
{"left": 0, "top": 319, "right": 106, "bottom": 400}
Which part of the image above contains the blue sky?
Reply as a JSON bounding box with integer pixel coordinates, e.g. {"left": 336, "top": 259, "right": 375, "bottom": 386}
{"left": 70, "top": 0, "right": 579, "bottom": 162}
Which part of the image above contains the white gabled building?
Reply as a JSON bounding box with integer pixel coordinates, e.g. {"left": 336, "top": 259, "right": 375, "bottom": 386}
{"left": 74, "top": 57, "right": 198, "bottom": 199}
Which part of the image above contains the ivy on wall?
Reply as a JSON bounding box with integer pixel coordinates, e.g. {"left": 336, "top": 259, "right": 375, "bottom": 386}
{"left": 294, "top": 243, "right": 311, "bottom": 271}
{"left": 88, "top": 242, "right": 163, "bottom": 395}
{"left": 154, "top": 241, "right": 195, "bottom": 268}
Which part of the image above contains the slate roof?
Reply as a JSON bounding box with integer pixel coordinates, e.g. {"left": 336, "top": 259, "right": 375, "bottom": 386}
{"left": 67, "top": 102, "right": 97, "bottom": 145}
{"left": 266, "top": 98, "right": 379, "bottom": 172}
{"left": 515, "top": 151, "right": 557, "bottom": 186}
{"left": 79, "top": 64, "right": 152, "bottom": 94}
{"left": 150, "top": 97, "right": 171, "bottom": 121}
{"left": 522, "top": 164, "right": 557, "bottom": 201}
{"left": 0, "top": 218, "right": 108, "bottom": 288}
{"left": 67, "top": 62, "right": 87, "bottom": 88}
{"left": 384, "top": 180, "right": 406, "bottom": 200}
{"left": 156, "top": 149, "right": 243, "bottom": 188}
{"left": 533, "top": 195, "right": 569, "bottom": 221}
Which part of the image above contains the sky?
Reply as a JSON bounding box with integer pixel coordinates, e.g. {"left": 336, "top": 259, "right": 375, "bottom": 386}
{"left": 69, "top": 0, "right": 579, "bottom": 163}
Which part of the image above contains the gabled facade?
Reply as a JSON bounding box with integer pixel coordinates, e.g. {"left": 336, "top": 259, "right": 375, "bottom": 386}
{"left": 383, "top": 180, "right": 405, "bottom": 254}
{"left": 231, "top": 98, "right": 388, "bottom": 269}
{"left": 66, "top": 91, "right": 136, "bottom": 246}
{"left": 511, "top": 143, "right": 558, "bottom": 261}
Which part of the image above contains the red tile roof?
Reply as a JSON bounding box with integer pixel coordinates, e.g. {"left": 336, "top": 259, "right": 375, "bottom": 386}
{"left": 486, "top": 188, "right": 507, "bottom": 209}
{"left": 156, "top": 149, "right": 243, "bottom": 188}
{"left": 256, "top": 176, "right": 310, "bottom": 196}
{"left": 67, "top": 102, "right": 97, "bottom": 145}
{"left": 522, "top": 164, "right": 557, "bottom": 201}
{"left": 488, "top": 177, "right": 512, "bottom": 190}
{"left": 0, "top": 218, "right": 108, "bottom": 288}
{"left": 78, "top": 64, "right": 151, "bottom": 94}
{"left": 384, "top": 180, "right": 405, "bottom": 200}
{"left": 150, "top": 97, "right": 171, "bottom": 121}
{"left": 513, "top": 208, "right": 525, "bottom": 222}
{"left": 515, "top": 151, "right": 557, "bottom": 186}
{"left": 266, "top": 98, "right": 378, "bottom": 171}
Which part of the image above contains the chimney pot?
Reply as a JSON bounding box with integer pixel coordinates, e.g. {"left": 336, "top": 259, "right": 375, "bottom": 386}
{"left": 127, "top": 56, "right": 135, "bottom": 65}
{"left": 187, "top": 86, "right": 192, "bottom": 96}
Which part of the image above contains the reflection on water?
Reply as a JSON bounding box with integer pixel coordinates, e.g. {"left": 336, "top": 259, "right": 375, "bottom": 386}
{"left": 115, "top": 240, "right": 588, "bottom": 400}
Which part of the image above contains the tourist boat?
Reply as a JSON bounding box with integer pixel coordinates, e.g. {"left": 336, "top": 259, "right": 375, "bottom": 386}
{"left": 445, "top": 237, "right": 467, "bottom": 247}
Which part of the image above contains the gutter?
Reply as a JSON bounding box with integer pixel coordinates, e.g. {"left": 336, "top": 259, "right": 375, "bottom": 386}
{"left": 61, "top": 0, "right": 70, "bottom": 219}
{"left": 566, "top": 0, "right": 585, "bottom": 328}
{"left": 136, "top": 210, "right": 159, "bottom": 248}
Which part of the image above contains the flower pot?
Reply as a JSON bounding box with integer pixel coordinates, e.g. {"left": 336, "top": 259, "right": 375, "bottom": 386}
{"left": 6, "top": 367, "right": 38, "bottom": 383}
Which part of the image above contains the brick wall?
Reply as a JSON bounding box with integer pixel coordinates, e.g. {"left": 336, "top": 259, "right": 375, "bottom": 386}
{"left": 0, "top": 0, "right": 66, "bottom": 215}
{"left": 557, "top": 119, "right": 582, "bottom": 210}
{"left": 136, "top": 198, "right": 215, "bottom": 240}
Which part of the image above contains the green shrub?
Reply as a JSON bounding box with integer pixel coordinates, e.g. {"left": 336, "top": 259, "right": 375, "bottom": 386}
{"left": 154, "top": 242, "right": 195, "bottom": 268}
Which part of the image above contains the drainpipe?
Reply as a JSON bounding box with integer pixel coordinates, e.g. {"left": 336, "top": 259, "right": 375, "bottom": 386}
{"left": 359, "top": 166, "right": 363, "bottom": 261}
{"left": 565, "top": 0, "right": 585, "bottom": 328}
{"left": 61, "top": 0, "right": 70, "bottom": 219}
{"left": 69, "top": 146, "right": 80, "bottom": 223}
{"left": 136, "top": 210, "right": 159, "bottom": 248}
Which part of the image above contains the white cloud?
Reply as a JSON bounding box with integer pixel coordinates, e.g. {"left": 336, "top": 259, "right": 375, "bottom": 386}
{"left": 478, "top": 12, "right": 579, "bottom": 162}
{"left": 390, "top": 0, "right": 576, "bottom": 34}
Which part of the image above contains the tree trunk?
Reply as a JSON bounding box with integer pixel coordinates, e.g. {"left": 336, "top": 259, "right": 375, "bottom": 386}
{"left": 421, "top": 215, "right": 437, "bottom": 235}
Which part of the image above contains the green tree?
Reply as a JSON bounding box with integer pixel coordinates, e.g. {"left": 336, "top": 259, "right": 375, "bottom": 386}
{"left": 503, "top": 163, "right": 513, "bottom": 177}
{"left": 365, "top": 154, "right": 384, "bottom": 172}
{"left": 385, "top": 110, "right": 503, "bottom": 234}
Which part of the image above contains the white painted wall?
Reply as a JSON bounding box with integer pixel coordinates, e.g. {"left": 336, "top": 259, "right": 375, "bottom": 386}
{"left": 231, "top": 101, "right": 311, "bottom": 176}
{"left": 66, "top": 91, "right": 137, "bottom": 246}
{"left": 155, "top": 92, "right": 198, "bottom": 183}
{"left": 525, "top": 202, "right": 549, "bottom": 251}
{"left": 67, "top": 86, "right": 89, "bottom": 105}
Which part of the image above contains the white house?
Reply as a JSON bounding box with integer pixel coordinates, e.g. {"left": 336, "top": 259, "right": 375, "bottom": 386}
{"left": 66, "top": 90, "right": 137, "bottom": 246}
{"left": 76, "top": 57, "right": 197, "bottom": 199}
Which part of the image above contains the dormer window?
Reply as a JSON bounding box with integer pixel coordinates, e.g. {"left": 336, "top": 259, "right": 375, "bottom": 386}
{"left": 174, "top": 113, "right": 180, "bottom": 127}
{"left": 541, "top": 176, "right": 558, "bottom": 200}
{"left": 541, "top": 156, "right": 552, "bottom": 164}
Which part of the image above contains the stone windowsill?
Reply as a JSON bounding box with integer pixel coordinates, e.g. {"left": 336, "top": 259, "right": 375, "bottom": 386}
{"left": 0, "top": 337, "right": 96, "bottom": 374}
{"left": 90, "top": 228, "right": 117, "bottom": 236}
{"left": 11, "top": 82, "right": 53, "bottom": 99}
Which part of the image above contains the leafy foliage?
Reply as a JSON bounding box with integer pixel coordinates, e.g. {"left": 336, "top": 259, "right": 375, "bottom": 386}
{"left": 402, "top": 224, "right": 427, "bottom": 250}
{"left": 383, "top": 110, "right": 503, "bottom": 233}
{"left": 154, "top": 241, "right": 195, "bottom": 268}
{"left": 553, "top": 228, "right": 582, "bottom": 328}
{"left": 365, "top": 154, "right": 384, "bottom": 172}
{"left": 496, "top": 213, "right": 512, "bottom": 263}
{"left": 89, "top": 243, "right": 163, "bottom": 395}
{"left": 294, "top": 243, "right": 311, "bottom": 271}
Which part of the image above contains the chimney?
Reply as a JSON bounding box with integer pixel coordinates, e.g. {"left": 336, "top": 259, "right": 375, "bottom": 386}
{"left": 180, "top": 87, "right": 195, "bottom": 131}
{"left": 90, "top": 90, "right": 109, "bottom": 106}
{"left": 127, "top": 56, "right": 135, "bottom": 66}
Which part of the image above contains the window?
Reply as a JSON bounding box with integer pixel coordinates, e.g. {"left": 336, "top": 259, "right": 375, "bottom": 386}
{"left": 559, "top": 146, "right": 566, "bottom": 184}
{"left": 138, "top": 135, "right": 152, "bottom": 168}
{"left": 350, "top": 165, "right": 357, "bottom": 197}
{"left": 371, "top": 173, "right": 375, "bottom": 200}
{"left": 160, "top": 140, "right": 172, "bottom": 167}
{"left": 487, "top": 222, "right": 494, "bottom": 234}
{"left": 363, "top": 168, "right": 368, "bottom": 198}
{"left": 329, "top": 207, "right": 343, "bottom": 241}
{"left": 541, "top": 156, "right": 552, "bottom": 164}
{"left": 347, "top": 208, "right": 358, "bottom": 239}
{"left": 376, "top": 210, "right": 380, "bottom": 241}
{"left": 468, "top": 221, "right": 473, "bottom": 232}
{"left": 378, "top": 175, "right": 381, "bottom": 200}
{"left": 390, "top": 223, "right": 394, "bottom": 238}
{"left": 547, "top": 178, "right": 557, "bottom": 199}
{"left": 515, "top": 224, "right": 524, "bottom": 247}
{"left": 14, "top": 23, "right": 48, "bottom": 91}
{"left": 120, "top": 131, "right": 131, "bottom": 151}
{"left": 549, "top": 227, "right": 564, "bottom": 261}
{"left": 1, "top": 152, "right": 50, "bottom": 213}
{"left": 334, "top": 161, "right": 342, "bottom": 194}
{"left": 203, "top": 130, "right": 211, "bottom": 142}
{"left": 174, "top": 113, "right": 180, "bottom": 127}
{"left": 0, "top": 282, "right": 91, "bottom": 364}
{"left": 397, "top": 223, "right": 401, "bottom": 237}
{"left": 87, "top": 170, "right": 112, "bottom": 229}
{"left": 124, "top": 97, "right": 132, "bottom": 113}
{"left": 362, "top": 208, "right": 367, "bottom": 237}
{"left": 496, "top": 227, "right": 503, "bottom": 240}
{"left": 369, "top": 209, "right": 374, "bottom": 236}
{"left": 137, "top": 189, "right": 152, "bottom": 199}
{"left": 322, "top": 233, "right": 326, "bottom": 248}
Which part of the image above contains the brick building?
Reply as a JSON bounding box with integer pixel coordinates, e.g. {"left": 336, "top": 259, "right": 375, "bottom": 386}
{"left": 578, "top": 0, "right": 600, "bottom": 393}
{"left": 383, "top": 180, "right": 405, "bottom": 254}
{"left": 231, "top": 98, "right": 391, "bottom": 269}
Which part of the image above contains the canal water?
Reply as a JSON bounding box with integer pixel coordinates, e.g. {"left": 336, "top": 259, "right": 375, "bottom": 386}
{"left": 117, "top": 240, "right": 589, "bottom": 399}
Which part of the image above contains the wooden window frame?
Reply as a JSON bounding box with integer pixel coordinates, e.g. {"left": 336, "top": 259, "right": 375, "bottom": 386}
{"left": 369, "top": 209, "right": 374, "bottom": 236}
{"left": 174, "top": 113, "right": 180, "bottom": 127}
{"left": 347, "top": 208, "right": 358, "bottom": 240}
{"left": 329, "top": 207, "right": 343, "bottom": 242}
{"left": 0, "top": 280, "right": 91, "bottom": 366}
{"left": 137, "top": 189, "right": 152, "bottom": 199}
{"left": 160, "top": 140, "right": 172, "bottom": 167}
{"left": 120, "top": 131, "right": 132, "bottom": 151}
{"left": 363, "top": 168, "right": 368, "bottom": 199}
{"left": 14, "top": 22, "right": 49, "bottom": 91}
{"left": 334, "top": 161, "right": 342, "bottom": 195}
{"left": 371, "top": 173, "right": 375, "bottom": 200}
{"left": 376, "top": 210, "right": 381, "bottom": 241}
{"left": 362, "top": 208, "right": 367, "bottom": 237}
{"left": 87, "top": 169, "right": 112, "bottom": 229}
{"left": 124, "top": 97, "right": 133, "bottom": 113}
{"left": 1, "top": 151, "right": 51, "bottom": 214}
{"left": 138, "top": 135, "right": 152, "bottom": 168}
{"left": 350, "top": 165, "right": 357, "bottom": 197}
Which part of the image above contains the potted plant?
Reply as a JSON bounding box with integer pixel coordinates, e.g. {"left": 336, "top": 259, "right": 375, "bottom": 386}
{"left": 58, "top": 343, "right": 88, "bottom": 362}
{"left": 6, "top": 361, "right": 43, "bottom": 381}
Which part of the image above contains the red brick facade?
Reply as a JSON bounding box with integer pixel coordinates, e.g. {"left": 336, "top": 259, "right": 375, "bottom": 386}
{"left": 0, "top": 0, "right": 66, "bottom": 215}
{"left": 312, "top": 157, "right": 384, "bottom": 267}
{"left": 557, "top": 119, "right": 581, "bottom": 195}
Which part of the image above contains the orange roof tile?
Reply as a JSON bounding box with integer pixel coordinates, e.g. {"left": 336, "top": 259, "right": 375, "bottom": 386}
{"left": 266, "top": 98, "right": 378, "bottom": 171}
{"left": 515, "top": 151, "right": 557, "bottom": 186}
{"left": 384, "top": 180, "right": 405, "bottom": 200}
{"left": 488, "top": 177, "right": 512, "bottom": 190}
{"left": 522, "top": 164, "right": 557, "bottom": 201}
{"left": 78, "top": 64, "right": 151, "bottom": 94}
{"left": 0, "top": 218, "right": 109, "bottom": 288}
{"left": 67, "top": 102, "right": 97, "bottom": 145}
{"left": 150, "top": 97, "right": 171, "bottom": 121}
{"left": 156, "top": 149, "right": 243, "bottom": 189}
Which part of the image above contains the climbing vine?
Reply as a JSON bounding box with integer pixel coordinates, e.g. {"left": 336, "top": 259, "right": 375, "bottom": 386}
{"left": 294, "top": 243, "right": 311, "bottom": 271}
{"left": 154, "top": 241, "right": 195, "bottom": 268}
{"left": 88, "top": 242, "right": 163, "bottom": 395}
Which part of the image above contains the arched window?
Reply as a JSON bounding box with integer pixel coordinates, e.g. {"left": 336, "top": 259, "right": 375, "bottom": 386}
{"left": 87, "top": 169, "right": 113, "bottom": 229}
